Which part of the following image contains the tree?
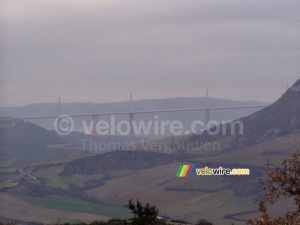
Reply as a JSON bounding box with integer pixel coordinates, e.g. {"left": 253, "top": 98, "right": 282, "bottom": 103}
{"left": 247, "top": 150, "right": 300, "bottom": 224}
{"left": 126, "top": 199, "right": 159, "bottom": 225}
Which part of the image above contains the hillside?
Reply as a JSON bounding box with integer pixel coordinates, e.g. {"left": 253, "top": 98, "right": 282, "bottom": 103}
{"left": 0, "top": 118, "right": 68, "bottom": 157}
{"left": 60, "top": 150, "right": 193, "bottom": 176}
{"left": 188, "top": 79, "right": 300, "bottom": 152}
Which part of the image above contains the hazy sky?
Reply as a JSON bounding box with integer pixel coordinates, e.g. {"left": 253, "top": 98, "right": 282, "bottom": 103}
{"left": 1, "top": 0, "right": 299, "bottom": 106}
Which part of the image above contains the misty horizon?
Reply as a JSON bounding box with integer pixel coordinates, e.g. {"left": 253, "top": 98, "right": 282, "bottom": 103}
{"left": 1, "top": 0, "right": 299, "bottom": 107}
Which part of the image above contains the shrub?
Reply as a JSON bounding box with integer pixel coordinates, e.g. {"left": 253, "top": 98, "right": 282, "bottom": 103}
{"left": 126, "top": 199, "right": 159, "bottom": 225}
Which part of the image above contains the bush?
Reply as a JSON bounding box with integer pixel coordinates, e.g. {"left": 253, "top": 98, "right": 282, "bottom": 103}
{"left": 196, "top": 219, "right": 213, "bottom": 225}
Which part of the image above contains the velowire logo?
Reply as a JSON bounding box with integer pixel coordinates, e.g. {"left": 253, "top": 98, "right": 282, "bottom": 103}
{"left": 176, "top": 165, "right": 251, "bottom": 177}
{"left": 176, "top": 164, "right": 196, "bottom": 177}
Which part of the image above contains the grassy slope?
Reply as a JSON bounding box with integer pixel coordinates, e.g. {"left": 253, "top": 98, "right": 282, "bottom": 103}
{"left": 0, "top": 193, "right": 109, "bottom": 223}
{"left": 86, "top": 162, "right": 183, "bottom": 200}
{"left": 203, "top": 133, "right": 300, "bottom": 166}
{"left": 12, "top": 195, "right": 130, "bottom": 218}
{"left": 32, "top": 165, "right": 102, "bottom": 189}
{"left": 163, "top": 189, "right": 256, "bottom": 225}
{"left": 0, "top": 150, "right": 98, "bottom": 189}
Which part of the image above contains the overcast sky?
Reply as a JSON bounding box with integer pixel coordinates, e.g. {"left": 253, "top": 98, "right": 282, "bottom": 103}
{"left": 1, "top": 0, "right": 299, "bottom": 106}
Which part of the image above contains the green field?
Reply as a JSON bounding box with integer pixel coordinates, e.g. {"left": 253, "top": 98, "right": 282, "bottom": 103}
{"left": 13, "top": 194, "right": 131, "bottom": 218}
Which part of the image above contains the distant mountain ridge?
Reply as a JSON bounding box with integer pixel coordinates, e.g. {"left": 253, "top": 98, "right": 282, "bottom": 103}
{"left": 0, "top": 96, "right": 268, "bottom": 117}
{"left": 0, "top": 96, "right": 269, "bottom": 138}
